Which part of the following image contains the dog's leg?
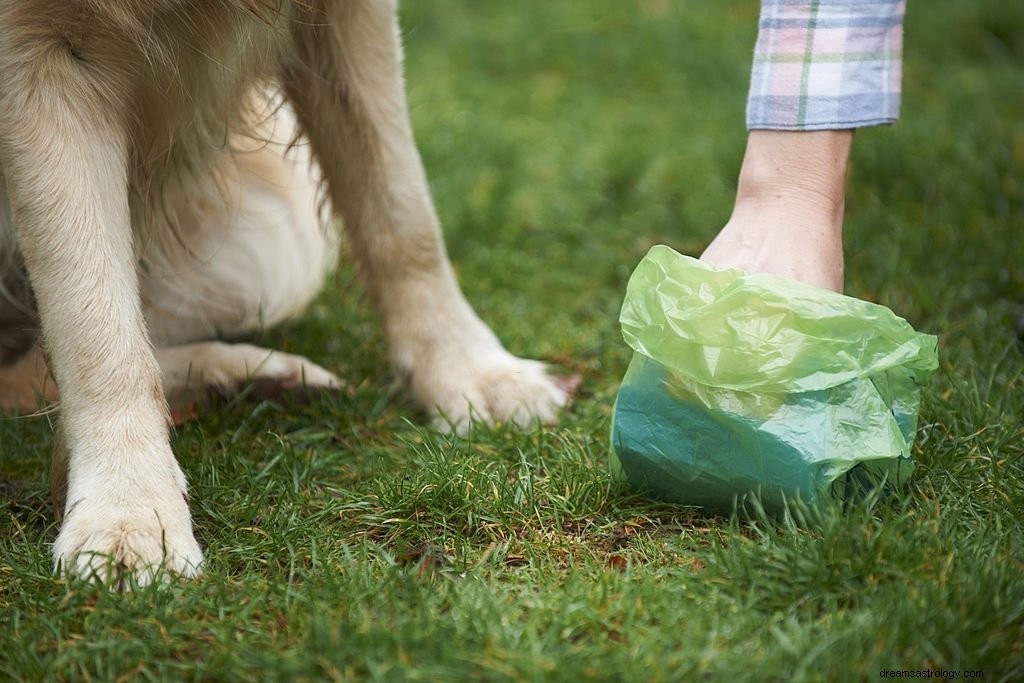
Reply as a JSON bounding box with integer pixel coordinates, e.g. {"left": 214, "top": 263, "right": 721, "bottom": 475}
{"left": 285, "top": 1, "right": 568, "bottom": 432}
{"left": 2, "top": 105, "right": 343, "bottom": 423}
{"left": 0, "top": 21, "right": 201, "bottom": 584}
{"left": 157, "top": 342, "right": 341, "bottom": 422}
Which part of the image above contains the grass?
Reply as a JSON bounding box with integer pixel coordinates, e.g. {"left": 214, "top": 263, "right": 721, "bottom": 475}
{"left": 1, "top": 0, "right": 1022, "bottom": 680}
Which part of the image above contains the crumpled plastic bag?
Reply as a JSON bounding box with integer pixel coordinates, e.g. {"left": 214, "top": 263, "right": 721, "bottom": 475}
{"left": 610, "top": 245, "right": 939, "bottom": 513}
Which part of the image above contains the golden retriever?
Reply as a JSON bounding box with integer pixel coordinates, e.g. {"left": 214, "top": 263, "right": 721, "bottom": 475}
{"left": 0, "top": 0, "right": 567, "bottom": 586}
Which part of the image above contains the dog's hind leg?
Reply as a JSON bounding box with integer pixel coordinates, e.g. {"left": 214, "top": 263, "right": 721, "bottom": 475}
{"left": 156, "top": 342, "right": 341, "bottom": 423}
{"left": 140, "top": 102, "right": 342, "bottom": 416}
{"left": 0, "top": 15, "right": 202, "bottom": 585}
{"left": 284, "top": 1, "right": 568, "bottom": 433}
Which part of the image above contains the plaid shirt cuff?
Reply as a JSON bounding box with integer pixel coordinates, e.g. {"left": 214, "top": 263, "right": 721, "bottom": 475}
{"left": 747, "top": 0, "right": 906, "bottom": 130}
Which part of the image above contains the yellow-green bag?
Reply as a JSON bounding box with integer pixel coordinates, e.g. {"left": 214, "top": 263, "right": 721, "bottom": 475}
{"left": 610, "top": 246, "right": 938, "bottom": 513}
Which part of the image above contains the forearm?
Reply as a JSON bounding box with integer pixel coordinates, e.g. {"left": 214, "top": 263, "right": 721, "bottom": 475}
{"left": 735, "top": 129, "right": 852, "bottom": 226}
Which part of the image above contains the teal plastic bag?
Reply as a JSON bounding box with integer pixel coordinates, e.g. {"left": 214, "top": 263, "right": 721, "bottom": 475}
{"left": 610, "top": 245, "right": 939, "bottom": 513}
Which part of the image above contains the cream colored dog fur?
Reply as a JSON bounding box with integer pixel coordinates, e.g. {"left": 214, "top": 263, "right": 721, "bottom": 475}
{"left": 0, "top": 0, "right": 567, "bottom": 586}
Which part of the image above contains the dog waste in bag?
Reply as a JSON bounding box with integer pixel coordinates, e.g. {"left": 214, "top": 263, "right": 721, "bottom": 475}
{"left": 610, "top": 246, "right": 938, "bottom": 513}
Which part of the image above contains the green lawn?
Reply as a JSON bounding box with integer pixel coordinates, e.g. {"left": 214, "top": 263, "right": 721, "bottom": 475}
{"left": 2, "top": 1, "right": 1022, "bottom": 680}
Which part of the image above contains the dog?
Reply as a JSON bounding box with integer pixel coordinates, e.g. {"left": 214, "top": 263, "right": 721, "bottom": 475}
{"left": 0, "top": 0, "right": 568, "bottom": 586}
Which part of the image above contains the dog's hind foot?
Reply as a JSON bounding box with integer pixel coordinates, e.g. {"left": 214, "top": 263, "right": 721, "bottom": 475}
{"left": 157, "top": 342, "right": 342, "bottom": 422}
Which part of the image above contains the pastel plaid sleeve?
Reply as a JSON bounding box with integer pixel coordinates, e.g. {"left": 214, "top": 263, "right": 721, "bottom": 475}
{"left": 746, "top": 0, "right": 906, "bottom": 130}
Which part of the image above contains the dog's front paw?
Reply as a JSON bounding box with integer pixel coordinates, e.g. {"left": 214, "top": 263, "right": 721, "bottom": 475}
{"left": 412, "top": 350, "right": 570, "bottom": 434}
{"left": 53, "top": 479, "right": 203, "bottom": 588}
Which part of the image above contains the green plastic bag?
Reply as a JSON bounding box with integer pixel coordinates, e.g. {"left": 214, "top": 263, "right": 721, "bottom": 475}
{"left": 610, "top": 245, "right": 938, "bottom": 513}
